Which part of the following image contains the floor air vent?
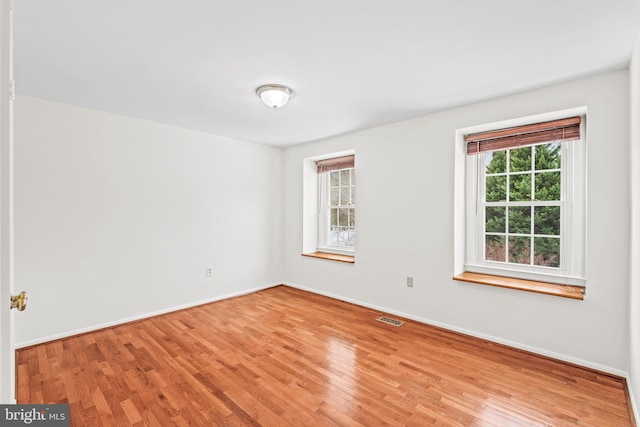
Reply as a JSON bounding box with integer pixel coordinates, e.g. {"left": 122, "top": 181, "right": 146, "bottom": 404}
{"left": 377, "top": 316, "right": 404, "bottom": 327}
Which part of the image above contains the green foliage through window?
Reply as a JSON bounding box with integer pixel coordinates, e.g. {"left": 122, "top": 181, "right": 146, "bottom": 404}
{"left": 484, "top": 143, "right": 561, "bottom": 268}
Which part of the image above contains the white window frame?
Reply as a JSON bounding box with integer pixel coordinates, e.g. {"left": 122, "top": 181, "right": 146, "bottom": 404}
{"left": 456, "top": 108, "right": 586, "bottom": 286}
{"left": 317, "top": 166, "right": 355, "bottom": 255}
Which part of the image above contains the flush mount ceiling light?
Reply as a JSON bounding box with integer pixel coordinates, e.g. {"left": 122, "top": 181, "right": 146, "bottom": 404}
{"left": 256, "top": 84, "right": 293, "bottom": 109}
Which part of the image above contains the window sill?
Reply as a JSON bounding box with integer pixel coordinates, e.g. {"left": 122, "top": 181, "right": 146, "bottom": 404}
{"left": 302, "top": 252, "right": 355, "bottom": 263}
{"left": 453, "top": 272, "right": 585, "bottom": 300}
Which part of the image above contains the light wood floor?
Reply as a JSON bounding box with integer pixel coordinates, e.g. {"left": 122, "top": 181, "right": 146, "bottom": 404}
{"left": 17, "top": 285, "right": 634, "bottom": 426}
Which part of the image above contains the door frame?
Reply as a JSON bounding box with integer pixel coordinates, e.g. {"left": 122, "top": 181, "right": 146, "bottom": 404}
{"left": 0, "top": 0, "right": 15, "bottom": 404}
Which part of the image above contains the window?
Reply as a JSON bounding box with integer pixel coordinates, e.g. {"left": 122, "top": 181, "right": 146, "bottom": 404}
{"left": 317, "top": 155, "right": 355, "bottom": 254}
{"left": 302, "top": 151, "right": 356, "bottom": 263}
{"left": 459, "top": 112, "right": 586, "bottom": 288}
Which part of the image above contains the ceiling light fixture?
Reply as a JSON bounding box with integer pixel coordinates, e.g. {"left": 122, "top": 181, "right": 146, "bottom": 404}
{"left": 256, "top": 84, "right": 293, "bottom": 109}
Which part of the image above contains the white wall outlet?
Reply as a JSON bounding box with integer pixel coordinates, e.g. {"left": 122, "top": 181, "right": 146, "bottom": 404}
{"left": 407, "top": 276, "right": 414, "bottom": 288}
{"left": 206, "top": 266, "right": 214, "bottom": 277}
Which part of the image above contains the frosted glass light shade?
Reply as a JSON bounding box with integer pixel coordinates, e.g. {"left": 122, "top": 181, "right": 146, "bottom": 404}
{"left": 256, "top": 84, "right": 293, "bottom": 109}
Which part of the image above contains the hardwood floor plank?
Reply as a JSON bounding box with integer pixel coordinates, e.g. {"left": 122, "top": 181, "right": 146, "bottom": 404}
{"left": 16, "top": 285, "right": 634, "bottom": 426}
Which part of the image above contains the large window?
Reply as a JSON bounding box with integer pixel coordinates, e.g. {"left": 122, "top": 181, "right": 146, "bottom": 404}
{"left": 462, "top": 114, "right": 585, "bottom": 286}
{"left": 316, "top": 155, "right": 355, "bottom": 255}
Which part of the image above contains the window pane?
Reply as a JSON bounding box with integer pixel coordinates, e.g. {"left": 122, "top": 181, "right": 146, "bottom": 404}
{"left": 340, "top": 187, "right": 350, "bottom": 205}
{"left": 485, "top": 175, "right": 506, "bottom": 202}
{"left": 508, "top": 206, "right": 531, "bottom": 234}
{"left": 534, "top": 237, "right": 560, "bottom": 267}
{"left": 350, "top": 169, "right": 355, "bottom": 185}
{"left": 340, "top": 169, "right": 350, "bottom": 186}
{"left": 330, "top": 229, "right": 338, "bottom": 245}
{"left": 338, "top": 228, "right": 349, "bottom": 246}
{"left": 347, "top": 229, "right": 355, "bottom": 246}
{"left": 485, "top": 235, "right": 505, "bottom": 262}
{"left": 350, "top": 186, "right": 355, "bottom": 204}
{"left": 485, "top": 151, "right": 506, "bottom": 174}
{"left": 534, "top": 206, "right": 560, "bottom": 236}
{"left": 508, "top": 236, "right": 531, "bottom": 265}
{"left": 348, "top": 208, "right": 355, "bottom": 227}
{"left": 338, "top": 208, "right": 348, "bottom": 226}
{"left": 510, "top": 147, "right": 532, "bottom": 172}
{"left": 509, "top": 173, "right": 531, "bottom": 201}
{"left": 330, "top": 188, "right": 339, "bottom": 205}
{"left": 485, "top": 207, "right": 505, "bottom": 233}
{"left": 535, "top": 171, "right": 561, "bottom": 201}
{"left": 330, "top": 208, "right": 337, "bottom": 226}
{"left": 535, "top": 142, "right": 561, "bottom": 171}
{"left": 330, "top": 171, "right": 339, "bottom": 186}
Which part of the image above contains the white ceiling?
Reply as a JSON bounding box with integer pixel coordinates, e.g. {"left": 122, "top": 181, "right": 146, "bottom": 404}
{"left": 14, "top": 1, "right": 640, "bottom": 147}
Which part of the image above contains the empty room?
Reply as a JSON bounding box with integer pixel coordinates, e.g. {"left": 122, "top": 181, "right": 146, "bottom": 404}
{"left": 2, "top": 1, "right": 640, "bottom": 426}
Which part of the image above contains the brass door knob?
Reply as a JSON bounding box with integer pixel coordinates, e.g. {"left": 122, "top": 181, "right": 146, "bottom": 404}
{"left": 10, "top": 291, "right": 27, "bottom": 311}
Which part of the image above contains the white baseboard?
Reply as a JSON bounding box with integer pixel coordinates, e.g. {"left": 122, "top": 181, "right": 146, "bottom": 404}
{"left": 282, "top": 281, "right": 627, "bottom": 378}
{"left": 627, "top": 376, "right": 639, "bottom": 425}
{"left": 14, "top": 282, "right": 282, "bottom": 349}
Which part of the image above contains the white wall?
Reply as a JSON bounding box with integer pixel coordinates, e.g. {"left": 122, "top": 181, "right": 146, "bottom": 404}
{"left": 283, "top": 70, "right": 630, "bottom": 374}
{"left": 629, "top": 32, "right": 640, "bottom": 420}
{"left": 13, "top": 96, "right": 283, "bottom": 346}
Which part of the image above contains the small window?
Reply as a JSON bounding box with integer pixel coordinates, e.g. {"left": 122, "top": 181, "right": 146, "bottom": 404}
{"left": 462, "top": 115, "right": 585, "bottom": 286}
{"left": 316, "top": 155, "right": 355, "bottom": 254}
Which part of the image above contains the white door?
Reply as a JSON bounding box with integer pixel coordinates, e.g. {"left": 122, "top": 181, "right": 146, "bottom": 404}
{"left": 0, "top": 0, "right": 15, "bottom": 404}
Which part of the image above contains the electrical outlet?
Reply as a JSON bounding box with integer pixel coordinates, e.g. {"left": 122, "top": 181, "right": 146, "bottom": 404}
{"left": 407, "top": 276, "right": 414, "bottom": 288}
{"left": 206, "top": 266, "right": 214, "bottom": 277}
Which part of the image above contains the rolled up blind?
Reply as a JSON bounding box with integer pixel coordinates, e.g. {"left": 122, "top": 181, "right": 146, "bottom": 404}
{"left": 465, "top": 116, "right": 581, "bottom": 155}
{"left": 316, "top": 155, "right": 355, "bottom": 173}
